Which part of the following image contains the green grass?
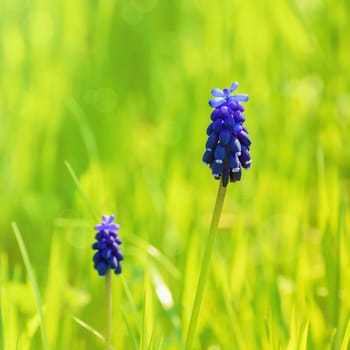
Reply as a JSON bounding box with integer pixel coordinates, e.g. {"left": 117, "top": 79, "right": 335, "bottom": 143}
{"left": 1, "top": 0, "right": 350, "bottom": 349}
{"left": 11, "top": 223, "right": 49, "bottom": 350}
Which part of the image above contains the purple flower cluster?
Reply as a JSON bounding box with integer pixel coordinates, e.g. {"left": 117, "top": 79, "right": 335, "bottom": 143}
{"left": 92, "top": 215, "right": 123, "bottom": 276}
{"left": 202, "top": 82, "right": 252, "bottom": 186}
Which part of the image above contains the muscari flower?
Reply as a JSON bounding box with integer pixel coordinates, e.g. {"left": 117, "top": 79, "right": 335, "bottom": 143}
{"left": 203, "top": 82, "right": 252, "bottom": 186}
{"left": 92, "top": 215, "right": 124, "bottom": 276}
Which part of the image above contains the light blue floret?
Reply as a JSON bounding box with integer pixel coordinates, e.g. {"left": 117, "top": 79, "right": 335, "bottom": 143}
{"left": 209, "top": 82, "right": 248, "bottom": 108}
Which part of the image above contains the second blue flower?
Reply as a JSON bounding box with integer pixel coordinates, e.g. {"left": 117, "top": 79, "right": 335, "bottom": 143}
{"left": 92, "top": 215, "right": 124, "bottom": 276}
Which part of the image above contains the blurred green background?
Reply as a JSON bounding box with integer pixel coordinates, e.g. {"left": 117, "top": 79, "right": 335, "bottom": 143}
{"left": 1, "top": 0, "right": 350, "bottom": 349}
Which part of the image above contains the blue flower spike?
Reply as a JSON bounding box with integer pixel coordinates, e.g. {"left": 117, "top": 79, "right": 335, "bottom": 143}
{"left": 92, "top": 215, "right": 123, "bottom": 276}
{"left": 203, "top": 82, "right": 252, "bottom": 186}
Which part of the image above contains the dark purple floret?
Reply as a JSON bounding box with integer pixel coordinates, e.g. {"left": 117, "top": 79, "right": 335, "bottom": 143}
{"left": 203, "top": 82, "right": 252, "bottom": 185}
{"left": 92, "top": 215, "right": 123, "bottom": 276}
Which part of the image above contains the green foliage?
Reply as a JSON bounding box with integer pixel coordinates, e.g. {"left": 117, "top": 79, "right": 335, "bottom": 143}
{"left": 0, "top": 0, "right": 350, "bottom": 349}
{"left": 11, "top": 223, "right": 49, "bottom": 350}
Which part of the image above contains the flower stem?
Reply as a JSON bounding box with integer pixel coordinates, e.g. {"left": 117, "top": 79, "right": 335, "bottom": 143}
{"left": 185, "top": 181, "right": 227, "bottom": 350}
{"left": 106, "top": 270, "right": 112, "bottom": 350}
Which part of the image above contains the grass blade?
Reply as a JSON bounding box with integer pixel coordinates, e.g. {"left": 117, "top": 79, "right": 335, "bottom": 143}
{"left": 71, "top": 315, "right": 105, "bottom": 343}
{"left": 121, "top": 310, "right": 139, "bottom": 350}
{"left": 121, "top": 276, "right": 142, "bottom": 334}
{"left": 64, "top": 160, "right": 98, "bottom": 220}
{"left": 65, "top": 97, "right": 99, "bottom": 162}
{"left": 11, "top": 222, "right": 49, "bottom": 350}
{"left": 340, "top": 317, "right": 350, "bottom": 350}
{"left": 156, "top": 337, "right": 164, "bottom": 350}
{"left": 126, "top": 235, "right": 180, "bottom": 280}
{"left": 298, "top": 322, "right": 309, "bottom": 350}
